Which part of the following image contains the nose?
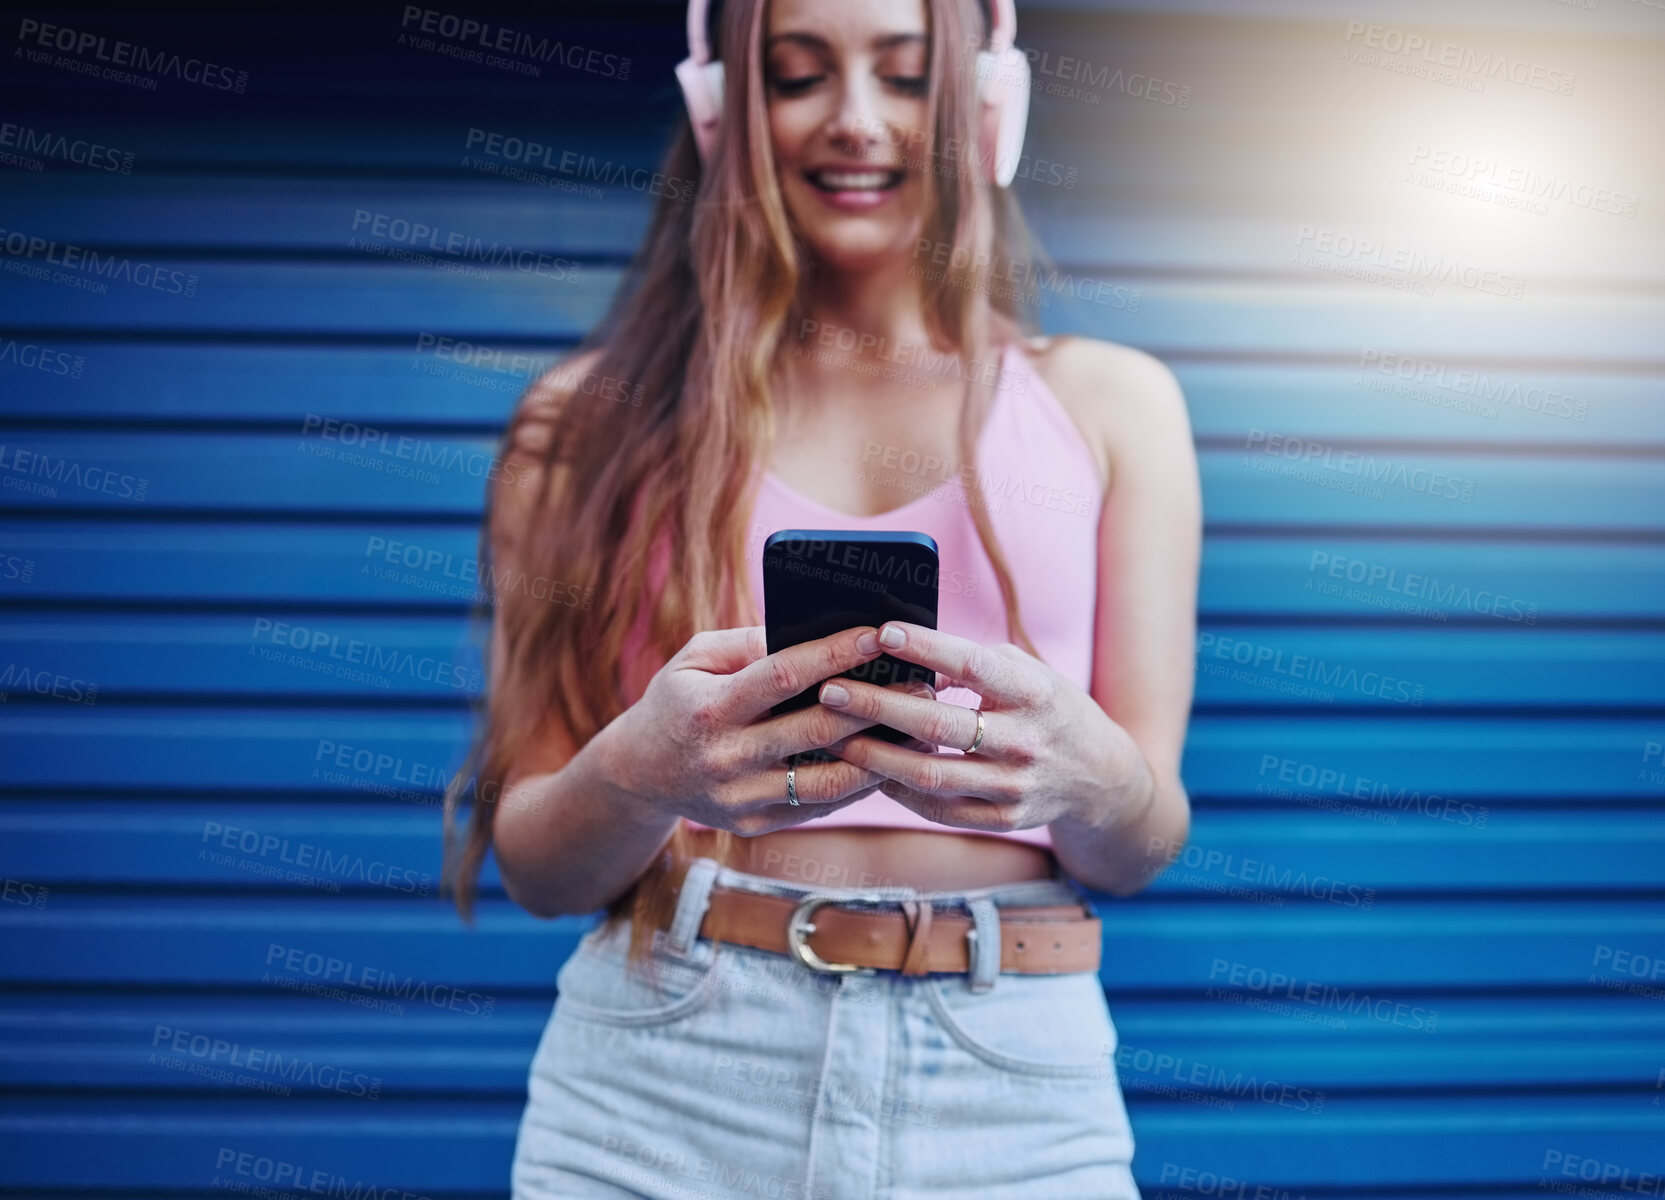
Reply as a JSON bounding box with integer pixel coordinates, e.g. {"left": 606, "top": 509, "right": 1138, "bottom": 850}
{"left": 825, "top": 71, "right": 885, "bottom": 159}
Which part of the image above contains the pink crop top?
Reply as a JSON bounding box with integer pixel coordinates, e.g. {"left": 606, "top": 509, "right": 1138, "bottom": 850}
{"left": 626, "top": 341, "right": 1103, "bottom": 849}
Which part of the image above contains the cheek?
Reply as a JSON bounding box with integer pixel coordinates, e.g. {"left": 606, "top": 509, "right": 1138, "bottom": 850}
{"left": 768, "top": 107, "right": 819, "bottom": 167}
{"left": 889, "top": 110, "right": 930, "bottom": 154}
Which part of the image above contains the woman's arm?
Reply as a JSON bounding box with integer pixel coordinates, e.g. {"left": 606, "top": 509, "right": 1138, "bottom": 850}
{"left": 491, "top": 724, "right": 682, "bottom": 920}
{"left": 812, "top": 339, "right": 1201, "bottom": 895}
{"left": 482, "top": 358, "right": 901, "bottom": 917}
{"left": 481, "top": 354, "right": 683, "bottom": 919}
{"left": 1045, "top": 339, "right": 1201, "bottom": 896}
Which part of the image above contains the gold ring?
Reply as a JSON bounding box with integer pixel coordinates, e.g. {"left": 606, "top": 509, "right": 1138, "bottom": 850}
{"left": 965, "top": 708, "right": 986, "bottom": 755}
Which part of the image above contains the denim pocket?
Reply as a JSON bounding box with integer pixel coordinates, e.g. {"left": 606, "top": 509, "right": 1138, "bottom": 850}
{"left": 924, "top": 968, "right": 1116, "bottom": 1078}
{"left": 553, "top": 921, "right": 725, "bottom": 1029}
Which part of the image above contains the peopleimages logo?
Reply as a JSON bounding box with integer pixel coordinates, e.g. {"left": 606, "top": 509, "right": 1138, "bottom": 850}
{"left": 1208, "top": 959, "right": 1440, "bottom": 1032}
{"left": 1149, "top": 835, "right": 1375, "bottom": 909}
{"left": 151, "top": 1025, "right": 382, "bottom": 1099}
{"left": 349, "top": 210, "right": 581, "bottom": 281}
{"left": 1307, "top": 550, "right": 1538, "bottom": 624}
{"left": 1356, "top": 348, "right": 1590, "bottom": 424}
{"left": 1257, "top": 754, "right": 1488, "bottom": 829}
{"left": 0, "top": 338, "right": 85, "bottom": 378}
{"left": 1541, "top": 1149, "right": 1665, "bottom": 1194}
{"left": 1644, "top": 740, "right": 1665, "bottom": 788}
{"left": 361, "top": 533, "right": 595, "bottom": 608}
{"left": 797, "top": 318, "right": 1020, "bottom": 392}
{"left": 1294, "top": 224, "right": 1525, "bottom": 300}
{"left": 0, "top": 555, "right": 35, "bottom": 585}
{"left": 1244, "top": 428, "right": 1477, "bottom": 504}
{"left": 0, "top": 226, "right": 197, "bottom": 297}
{"left": 249, "top": 617, "right": 484, "bottom": 693}
{"left": 0, "top": 442, "right": 147, "bottom": 501}
{"left": 0, "top": 119, "right": 133, "bottom": 173}
{"left": 959, "top": 34, "right": 1193, "bottom": 108}
{"left": 1156, "top": 1163, "right": 1305, "bottom": 1199}
{"left": 765, "top": 535, "right": 979, "bottom": 599}
{"left": 15, "top": 17, "right": 249, "bottom": 93}
{"left": 298, "top": 413, "right": 531, "bottom": 489}
{"left": 1, "top": 877, "right": 49, "bottom": 909}
{"left": 399, "top": 6, "right": 629, "bottom": 79}
{"left": 912, "top": 237, "right": 1142, "bottom": 311}
{"left": 1408, "top": 145, "right": 1639, "bottom": 220}
{"left": 200, "top": 820, "right": 431, "bottom": 896}
{"left": 0, "top": 662, "right": 98, "bottom": 704}
{"left": 462, "top": 129, "right": 693, "bottom": 202}
{"left": 214, "top": 1148, "right": 430, "bottom": 1200}
{"left": 263, "top": 943, "right": 496, "bottom": 1018}
{"left": 1113, "top": 1043, "right": 1326, "bottom": 1113}
{"left": 1198, "top": 631, "right": 1427, "bottom": 706}
{"left": 1341, "top": 20, "right": 1575, "bottom": 96}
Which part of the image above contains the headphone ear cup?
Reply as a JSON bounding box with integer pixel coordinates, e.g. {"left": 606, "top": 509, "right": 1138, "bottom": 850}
{"left": 675, "top": 56, "right": 725, "bottom": 161}
{"left": 974, "top": 47, "right": 1030, "bottom": 187}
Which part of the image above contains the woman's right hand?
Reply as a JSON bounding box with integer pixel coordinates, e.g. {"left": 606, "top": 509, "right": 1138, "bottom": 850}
{"left": 602, "top": 624, "right": 923, "bottom": 836}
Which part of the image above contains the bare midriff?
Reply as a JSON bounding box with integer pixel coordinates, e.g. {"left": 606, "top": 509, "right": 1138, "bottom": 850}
{"left": 717, "top": 826, "right": 1057, "bottom": 893}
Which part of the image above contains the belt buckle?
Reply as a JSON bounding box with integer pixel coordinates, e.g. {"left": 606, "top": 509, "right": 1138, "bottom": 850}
{"left": 787, "top": 894, "right": 880, "bottom": 975}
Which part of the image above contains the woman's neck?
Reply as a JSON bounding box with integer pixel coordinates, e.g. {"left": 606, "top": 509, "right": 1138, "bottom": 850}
{"left": 795, "top": 249, "right": 941, "bottom": 351}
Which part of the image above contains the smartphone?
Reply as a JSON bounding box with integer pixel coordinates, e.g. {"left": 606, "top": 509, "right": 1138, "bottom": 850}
{"left": 763, "top": 529, "right": 940, "bottom": 762}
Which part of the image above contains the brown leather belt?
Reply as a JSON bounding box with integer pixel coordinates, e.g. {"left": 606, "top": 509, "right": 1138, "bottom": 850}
{"left": 689, "top": 886, "right": 1101, "bottom": 976}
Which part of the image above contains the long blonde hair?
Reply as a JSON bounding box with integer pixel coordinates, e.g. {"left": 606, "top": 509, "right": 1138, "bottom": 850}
{"left": 445, "top": 0, "right": 1047, "bottom": 971}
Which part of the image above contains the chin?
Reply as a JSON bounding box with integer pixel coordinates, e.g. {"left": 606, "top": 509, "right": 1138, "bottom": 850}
{"left": 801, "top": 229, "right": 913, "bottom": 273}
{"left": 788, "top": 204, "right": 923, "bottom": 275}
{"left": 775, "top": 171, "right": 921, "bottom": 268}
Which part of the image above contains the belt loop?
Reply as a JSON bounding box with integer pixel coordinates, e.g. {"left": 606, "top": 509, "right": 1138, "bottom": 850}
{"left": 665, "top": 856, "right": 720, "bottom": 958}
{"left": 899, "top": 899, "right": 935, "bottom": 977}
{"left": 965, "top": 897, "right": 1000, "bottom": 993}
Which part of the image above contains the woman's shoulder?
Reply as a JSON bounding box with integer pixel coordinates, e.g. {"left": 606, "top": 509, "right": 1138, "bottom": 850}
{"left": 506, "top": 345, "right": 610, "bottom": 456}
{"left": 1018, "top": 333, "right": 1182, "bottom": 412}
{"left": 491, "top": 345, "right": 610, "bottom": 547}
{"left": 1015, "top": 334, "right": 1189, "bottom": 487}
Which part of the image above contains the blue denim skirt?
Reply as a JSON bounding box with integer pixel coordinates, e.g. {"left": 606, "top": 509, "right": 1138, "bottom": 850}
{"left": 511, "top": 857, "right": 1140, "bottom": 1199}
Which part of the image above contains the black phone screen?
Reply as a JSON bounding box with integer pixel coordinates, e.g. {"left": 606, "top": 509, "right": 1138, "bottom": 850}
{"left": 762, "top": 529, "right": 940, "bottom": 761}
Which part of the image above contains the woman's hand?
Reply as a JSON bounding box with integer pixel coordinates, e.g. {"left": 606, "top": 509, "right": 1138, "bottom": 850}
{"left": 817, "top": 621, "right": 1133, "bottom": 836}
{"left": 607, "top": 624, "right": 924, "bottom": 837}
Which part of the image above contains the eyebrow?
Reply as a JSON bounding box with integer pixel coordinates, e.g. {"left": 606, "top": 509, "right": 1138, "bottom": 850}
{"left": 764, "top": 31, "right": 927, "bottom": 53}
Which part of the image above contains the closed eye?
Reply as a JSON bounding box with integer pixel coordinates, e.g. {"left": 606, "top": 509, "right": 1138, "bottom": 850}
{"left": 771, "top": 74, "right": 824, "bottom": 95}
{"left": 770, "top": 75, "right": 927, "bottom": 97}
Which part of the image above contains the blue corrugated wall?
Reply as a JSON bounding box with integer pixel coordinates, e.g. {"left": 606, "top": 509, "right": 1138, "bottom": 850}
{"left": 2, "top": 0, "right": 1663, "bottom": 1194}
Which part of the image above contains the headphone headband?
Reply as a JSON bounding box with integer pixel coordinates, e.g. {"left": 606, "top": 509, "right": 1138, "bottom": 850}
{"left": 686, "top": 0, "right": 713, "bottom": 66}
{"left": 986, "top": 0, "right": 1016, "bottom": 54}
{"left": 683, "top": 0, "right": 1017, "bottom": 65}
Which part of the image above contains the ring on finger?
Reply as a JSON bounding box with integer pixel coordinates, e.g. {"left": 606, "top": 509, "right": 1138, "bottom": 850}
{"left": 964, "top": 707, "right": 986, "bottom": 755}
{"left": 786, "top": 759, "right": 799, "bottom": 806}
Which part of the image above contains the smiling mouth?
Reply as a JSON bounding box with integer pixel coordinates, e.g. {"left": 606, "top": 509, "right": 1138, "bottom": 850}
{"left": 805, "top": 168, "right": 905, "bottom": 193}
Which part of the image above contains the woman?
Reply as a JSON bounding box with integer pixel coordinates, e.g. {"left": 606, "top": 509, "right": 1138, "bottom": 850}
{"left": 444, "top": 0, "right": 1200, "bottom": 1194}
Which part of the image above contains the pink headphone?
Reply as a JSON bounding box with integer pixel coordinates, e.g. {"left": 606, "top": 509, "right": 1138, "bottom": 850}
{"left": 675, "top": 0, "right": 1032, "bottom": 187}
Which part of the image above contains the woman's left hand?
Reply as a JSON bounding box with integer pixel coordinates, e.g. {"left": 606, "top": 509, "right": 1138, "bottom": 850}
{"left": 817, "top": 621, "right": 1129, "bottom": 835}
